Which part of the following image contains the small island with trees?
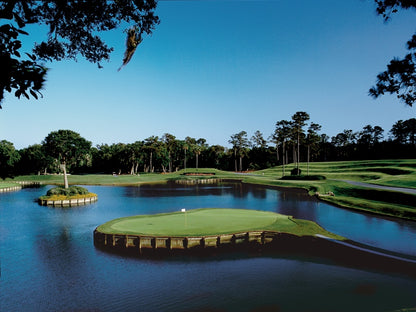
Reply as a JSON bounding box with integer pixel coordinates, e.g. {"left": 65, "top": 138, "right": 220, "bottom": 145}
{"left": 38, "top": 185, "right": 97, "bottom": 207}
{"left": 37, "top": 130, "right": 97, "bottom": 207}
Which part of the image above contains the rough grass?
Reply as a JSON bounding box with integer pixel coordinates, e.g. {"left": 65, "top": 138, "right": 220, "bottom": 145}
{"left": 97, "top": 208, "right": 344, "bottom": 240}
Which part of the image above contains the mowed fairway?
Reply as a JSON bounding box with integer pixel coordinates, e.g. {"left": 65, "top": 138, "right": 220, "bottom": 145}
{"left": 97, "top": 208, "right": 344, "bottom": 239}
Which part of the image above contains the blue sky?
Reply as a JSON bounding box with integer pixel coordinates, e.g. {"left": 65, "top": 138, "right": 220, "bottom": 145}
{"left": 1, "top": 0, "right": 415, "bottom": 149}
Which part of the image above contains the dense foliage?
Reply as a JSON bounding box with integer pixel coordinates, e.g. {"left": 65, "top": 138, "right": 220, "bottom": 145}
{"left": 2, "top": 114, "right": 416, "bottom": 179}
{"left": 0, "top": 139, "right": 20, "bottom": 178}
{"left": 370, "top": 0, "right": 416, "bottom": 106}
{"left": 0, "top": 0, "right": 159, "bottom": 107}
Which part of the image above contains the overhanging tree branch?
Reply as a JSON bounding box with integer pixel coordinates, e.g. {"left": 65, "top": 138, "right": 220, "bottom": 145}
{"left": 370, "top": 1, "right": 416, "bottom": 106}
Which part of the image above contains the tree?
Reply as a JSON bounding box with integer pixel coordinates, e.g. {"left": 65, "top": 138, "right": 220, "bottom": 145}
{"left": 369, "top": 1, "right": 416, "bottom": 106}
{"left": 162, "top": 133, "right": 176, "bottom": 173}
{"left": 404, "top": 118, "right": 416, "bottom": 145}
{"left": 306, "top": 122, "right": 321, "bottom": 175}
{"left": 291, "top": 111, "right": 310, "bottom": 175}
{"left": 144, "top": 136, "right": 159, "bottom": 173}
{"left": 331, "top": 129, "right": 357, "bottom": 159}
{"left": 18, "top": 144, "right": 50, "bottom": 175}
{"left": 183, "top": 143, "right": 188, "bottom": 172}
{"left": 0, "top": 1, "right": 159, "bottom": 107}
{"left": 193, "top": 138, "right": 207, "bottom": 170}
{"left": 205, "top": 145, "right": 225, "bottom": 169}
{"left": 0, "top": 140, "right": 20, "bottom": 179}
{"left": 184, "top": 136, "right": 196, "bottom": 170}
{"left": 124, "top": 141, "right": 143, "bottom": 175}
{"left": 42, "top": 130, "right": 91, "bottom": 188}
{"left": 390, "top": 119, "right": 407, "bottom": 143}
{"left": 251, "top": 130, "right": 268, "bottom": 149}
{"left": 271, "top": 120, "right": 292, "bottom": 176}
{"left": 229, "top": 131, "right": 249, "bottom": 172}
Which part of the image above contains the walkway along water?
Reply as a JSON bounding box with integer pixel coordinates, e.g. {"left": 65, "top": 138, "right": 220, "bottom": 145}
{"left": 341, "top": 180, "right": 416, "bottom": 195}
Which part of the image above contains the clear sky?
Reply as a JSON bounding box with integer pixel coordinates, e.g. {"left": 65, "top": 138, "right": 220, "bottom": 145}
{"left": 1, "top": 0, "right": 415, "bottom": 149}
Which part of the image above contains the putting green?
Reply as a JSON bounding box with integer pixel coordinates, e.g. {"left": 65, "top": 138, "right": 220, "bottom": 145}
{"left": 96, "top": 208, "right": 344, "bottom": 239}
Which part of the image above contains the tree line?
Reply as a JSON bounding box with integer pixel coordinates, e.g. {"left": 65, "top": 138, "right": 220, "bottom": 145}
{"left": 1, "top": 112, "right": 415, "bottom": 179}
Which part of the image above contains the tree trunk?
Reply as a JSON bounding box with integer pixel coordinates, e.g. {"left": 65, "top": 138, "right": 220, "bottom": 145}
{"left": 168, "top": 152, "right": 172, "bottom": 173}
{"left": 149, "top": 151, "right": 153, "bottom": 173}
{"left": 276, "top": 144, "right": 279, "bottom": 163}
{"left": 307, "top": 145, "right": 310, "bottom": 176}
{"left": 234, "top": 149, "right": 237, "bottom": 172}
{"left": 196, "top": 153, "right": 199, "bottom": 170}
{"left": 62, "top": 162, "right": 69, "bottom": 189}
{"left": 285, "top": 149, "right": 288, "bottom": 176}
{"left": 239, "top": 156, "right": 243, "bottom": 172}
{"left": 130, "top": 163, "right": 135, "bottom": 175}
{"left": 184, "top": 149, "right": 187, "bottom": 172}
{"left": 282, "top": 142, "right": 286, "bottom": 177}
{"left": 297, "top": 132, "right": 300, "bottom": 175}
{"left": 293, "top": 144, "right": 297, "bottom": 166}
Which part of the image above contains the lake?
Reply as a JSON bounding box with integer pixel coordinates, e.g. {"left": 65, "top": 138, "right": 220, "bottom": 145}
{"left": 1, "top": 182, "right": 415, "bottom": 311}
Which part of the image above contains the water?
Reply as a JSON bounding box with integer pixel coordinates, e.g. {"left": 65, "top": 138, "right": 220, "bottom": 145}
{"left": 1, "top": 183, "right": 416, "bottom": 312}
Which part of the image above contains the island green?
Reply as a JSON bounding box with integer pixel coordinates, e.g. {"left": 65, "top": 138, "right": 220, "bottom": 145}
{"left": 96, "top": 208, "right": 345, "bottom": 240}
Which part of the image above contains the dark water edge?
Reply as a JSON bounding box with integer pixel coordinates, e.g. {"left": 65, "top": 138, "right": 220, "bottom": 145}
{"left": 95, "top": 233, "right": 416, "bottom": 280}
{"left": 1, "top": 184, "right": 416, "bottom": 312}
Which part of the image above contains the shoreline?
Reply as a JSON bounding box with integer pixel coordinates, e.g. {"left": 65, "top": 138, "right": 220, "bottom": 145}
{"left": 94, "top": 230, "right": 416, "bottom": 279}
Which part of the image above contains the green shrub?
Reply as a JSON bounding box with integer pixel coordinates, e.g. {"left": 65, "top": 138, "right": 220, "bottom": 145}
{"left": 46, "top": 186, "right": 89, "bottom": 197}
{"left": 290, "top": 168, "right": 301, "bottom": 176}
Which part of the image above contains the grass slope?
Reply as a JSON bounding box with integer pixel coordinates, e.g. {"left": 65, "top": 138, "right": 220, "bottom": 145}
{"left": 97, "top": 208, "right": 344, "bottom": 240}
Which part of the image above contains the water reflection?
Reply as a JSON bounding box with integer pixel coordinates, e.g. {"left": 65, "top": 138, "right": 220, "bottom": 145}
{"left": 111, "top": 182, "right": 416, "bottom": 256}
{"left": 277, "top": 190, "right": 318, "bottom": 221}
{"left": 1, "top": 183, "right": 416, "bottom": 312}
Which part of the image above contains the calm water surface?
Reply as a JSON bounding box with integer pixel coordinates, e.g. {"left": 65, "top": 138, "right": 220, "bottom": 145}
{"left": 1, "top": 183, "right": 416, "bottom": 312}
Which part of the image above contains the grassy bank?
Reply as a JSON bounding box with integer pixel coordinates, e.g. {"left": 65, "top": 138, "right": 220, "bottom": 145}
{"left": 8, "top": 159, "right": 416, "bottom": 220}
{"left": 254, "top": 159, "right": 416, "bottom": 220}
{"left": 0, "top": 182, "right": 20, "bottom": 189}
{"left": 97, "top": 208, "right": 345, "bottom": 240}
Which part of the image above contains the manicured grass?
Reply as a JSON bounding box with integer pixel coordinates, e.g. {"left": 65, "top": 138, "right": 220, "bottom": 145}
{"left": 0, "top": 182, "right": 20, "bottom": 188}
{"left": 256, "top": 160, "right": 416, "bottom": 220}
{"left": 97, "top": 208, "right": 345, "bottom": 240}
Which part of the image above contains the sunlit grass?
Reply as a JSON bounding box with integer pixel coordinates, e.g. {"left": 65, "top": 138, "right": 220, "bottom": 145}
{"left": 97, "top": 208, "right": 344, "bottom": 240}
{"left": 0, "top": 182, "right": 20, "bottom": 188}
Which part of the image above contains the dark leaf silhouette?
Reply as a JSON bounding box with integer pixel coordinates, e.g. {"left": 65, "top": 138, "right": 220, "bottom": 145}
{"left": 0, "top": 1, "right": 159, "bottom": 108}
{"left": 118, "top": 27, "right": 143, "bottom": 71}
{"left": 371, "top": 1, "right": 416, "bottom": 106}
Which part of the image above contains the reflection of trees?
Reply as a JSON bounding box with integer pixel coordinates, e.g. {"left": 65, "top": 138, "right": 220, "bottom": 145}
{"left": 124, "top": 182, "right": 320, "bottom": 221}
{"left": 35, "top": 211, "right": 93, "bottom": 293}
{"left": 125, "top": 183, "right": 237, "bottom": 198}
{"left": 277, "top": 191, "right": 318, "bottom": 221}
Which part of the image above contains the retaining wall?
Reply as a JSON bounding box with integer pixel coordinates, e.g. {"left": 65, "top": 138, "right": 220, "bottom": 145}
{"left": 0, "top": 185, "right": 22, "bottom": 193}
{"left": 0, "top": 181, "right": 41, "bottom": 193}
{"left": 15, "top": 181, "right": 42, "bottom": 186}
{"left": 93, "top": 229, "right": 281, "bottom": 254}
{"left": 38, "top": 195, "right": 98, "bottom": 207}
{"left": 174, "top": 178, "right": 223, "bottom": 185}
